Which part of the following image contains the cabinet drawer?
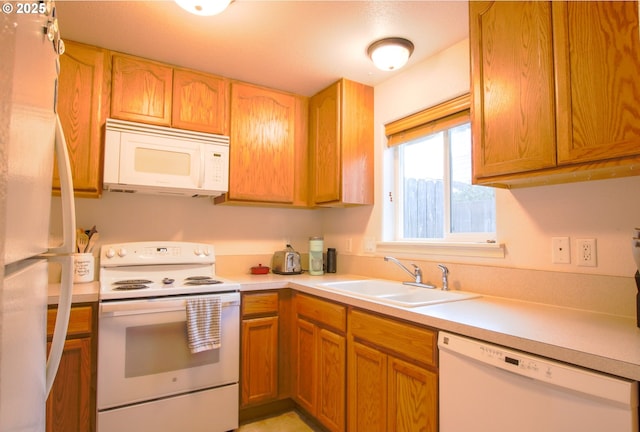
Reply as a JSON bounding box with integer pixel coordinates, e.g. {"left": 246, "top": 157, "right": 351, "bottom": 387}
{"left": 47, "top": 305, "right": 93, "bottom": 338}
{"left": 295, "top": 293, "right": 346, "bottom": 333}
{"left": 349, "top": 309, "right": 436, "bottom": 367}
{"left": 242, "top": 292, "right": 279, "bottom": 317}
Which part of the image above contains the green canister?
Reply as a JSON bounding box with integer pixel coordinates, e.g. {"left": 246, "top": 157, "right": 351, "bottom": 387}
{"left": 309, "top": 236, "right": 324, "bottom": 275}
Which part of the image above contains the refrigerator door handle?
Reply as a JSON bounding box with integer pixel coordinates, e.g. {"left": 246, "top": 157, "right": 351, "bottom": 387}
{"left": 45, "top": 255, "right": 73, "bottom": 396}
{"left": 48, "top": 115, "right": 76, "bottom": 255}
{"left": 45, "top": 115, "right": 76, "bottom": 396}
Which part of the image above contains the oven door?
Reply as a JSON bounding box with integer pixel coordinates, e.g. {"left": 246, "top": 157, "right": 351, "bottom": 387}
{"left": 97, "top": 292, "right": 239, "bottom": 410}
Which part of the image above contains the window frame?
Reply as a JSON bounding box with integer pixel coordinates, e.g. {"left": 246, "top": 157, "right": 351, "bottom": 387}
{"left": 381, "top": 94, "right": 503, "bottom": 258}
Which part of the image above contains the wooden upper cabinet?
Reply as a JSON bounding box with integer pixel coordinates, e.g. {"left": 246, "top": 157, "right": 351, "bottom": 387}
{"left": 225, "top": 81, "right": 307, "bottom": 205}
{"left": 172, "top": 69, "right": 229, "bottom": 135}
{"left": 55, "top": 40, "right": 111, "bottom": 198}
{"left": 111, "top": 54, "right": 173, "bottom": 126}
{"left": 309, "top": 79, "right": 374, "bottom": 207}
{"left": 471, "top": 0, "right": 640, "bottom": 187}
{"left": 470, "top": 1, "right": 557, "bottom": 179}
{"left": 310, "top": 82, "right": 341, "bottom": 204}
{"left": 554, "top": 1, "right": 640, "bottom": 164}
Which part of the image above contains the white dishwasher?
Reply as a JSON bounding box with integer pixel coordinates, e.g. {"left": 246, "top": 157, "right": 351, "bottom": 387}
{"left": 438, "top": 332, "right": 639, "bottom": 432}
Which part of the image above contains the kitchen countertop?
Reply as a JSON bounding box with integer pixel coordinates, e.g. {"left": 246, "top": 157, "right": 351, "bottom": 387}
{"left": 49, "top": 273, "right": 640, "bottom": 381}
{"left": 233, "top": 273, "right": 640, "bottom": 381}
{"left": 48, "top": 281, "right": 99, "bottom": 305}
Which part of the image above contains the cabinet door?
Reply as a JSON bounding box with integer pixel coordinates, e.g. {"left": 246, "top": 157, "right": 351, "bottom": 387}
{"left": 348, "top": 341, "right": 387, "bottom": 432}
{"left": 55, "top": 41, "right": 110, "bottom": 198}
{"left": 470, "top": 1, "right": 557, "bottom": 179}
{"left": 554, "top": 1, "right": 640, "bottom": 164}
{"left": 111, "top": 54, "right": 173, "bottom": 126}
{"left": 172, "top": 69, "right": 229, "bottom": 135}
{"left": 310, "top": 81, "right": 341, "bottom": 204}
{"left": 241, "top": 316, "right": 279, "bottom": 406}
{"left": 229, "top": 82, "right": 296, "bottom": 203}
{"left": 294, "top": 317, "right": 317, "bottom": 414}
{"left": 387, "top": 356, "right": 437, "bottom": 432}
{"left": 309, "top": 79, "right": 374, "bottom": 206}
{"left": 46, "top": 337, "right": 93, "bottom": 432}
{"left": 317, "top": 329, "right": 345, "bottom": 432}
{"left": 340, "top": 79, "right": 374, "bottom": 205}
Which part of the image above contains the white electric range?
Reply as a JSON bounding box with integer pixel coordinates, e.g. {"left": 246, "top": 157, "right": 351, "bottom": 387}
{"left": 97, "top": 241, "right": 240, "bottom": 432}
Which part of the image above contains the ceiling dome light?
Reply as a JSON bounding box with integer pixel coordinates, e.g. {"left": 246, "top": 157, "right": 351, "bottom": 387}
{"left": 367, "top": 37, "right": 415, "bottom": 71}
{"left": 175, "top": 0, "right": 232, "bottom": 16}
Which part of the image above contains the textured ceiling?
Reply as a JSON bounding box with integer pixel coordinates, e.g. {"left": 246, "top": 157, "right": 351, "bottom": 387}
{"left": 57, "top": 1, "right": 469, "bottom": 96}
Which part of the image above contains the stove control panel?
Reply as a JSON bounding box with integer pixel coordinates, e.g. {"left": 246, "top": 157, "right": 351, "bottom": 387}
{"left": 100, "top": 241, "right": 215, "bottom": 267}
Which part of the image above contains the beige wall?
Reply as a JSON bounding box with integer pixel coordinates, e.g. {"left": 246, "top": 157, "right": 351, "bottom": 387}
{"left": 54, "top": 38, "right": 640, "bottom": 317}
{"left": 55, "top": 192, "right": 322, "bottom": 256}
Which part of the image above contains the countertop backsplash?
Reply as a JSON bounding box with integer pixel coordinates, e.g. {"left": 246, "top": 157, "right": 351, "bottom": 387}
{"left": 216, "top": 254, "right": 636, "bottom": 318}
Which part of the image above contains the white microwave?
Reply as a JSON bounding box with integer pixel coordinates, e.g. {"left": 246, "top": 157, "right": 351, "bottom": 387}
{"left": 103, "top": 118, "right": 230, "bottom": 197}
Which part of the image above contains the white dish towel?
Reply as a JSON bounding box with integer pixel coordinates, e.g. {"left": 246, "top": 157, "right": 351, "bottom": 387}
{"left": 186, "top": 296, "right": 222, "bottom": 354}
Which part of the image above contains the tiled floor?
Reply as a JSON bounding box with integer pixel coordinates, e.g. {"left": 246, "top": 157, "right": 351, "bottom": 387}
{"left": 238, "top": 411, "right": 322, "bottom": 432}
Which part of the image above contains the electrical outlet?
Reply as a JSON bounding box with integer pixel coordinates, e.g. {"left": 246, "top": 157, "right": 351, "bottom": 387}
{"left": 551, "top": 237, "right": 571, "bottom": 264}
{"left": 577, "top": 238, "right": 597, "bottom": 267}
{"left": 345, "top": 238, "right": 353, "bottom": 253}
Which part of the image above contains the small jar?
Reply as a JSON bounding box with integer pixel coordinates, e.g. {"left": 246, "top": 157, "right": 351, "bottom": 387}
{"left": 309, "top": 236, "right": 324, "bottom": 276}
{"left": 326, "top": 248, "right": 337, "bottom": 273}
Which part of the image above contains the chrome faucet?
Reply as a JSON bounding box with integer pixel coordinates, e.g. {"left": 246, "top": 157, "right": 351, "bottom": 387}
{"left": 438, "top": 264, "right": 449, "bottom": 291}
{"left": 384, "top": 256, "right": 424, "bottom": 285}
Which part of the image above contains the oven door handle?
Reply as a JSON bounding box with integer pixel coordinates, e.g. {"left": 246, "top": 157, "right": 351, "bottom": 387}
{"left": 100, "top": 299, "right": 240, "bottom": 317}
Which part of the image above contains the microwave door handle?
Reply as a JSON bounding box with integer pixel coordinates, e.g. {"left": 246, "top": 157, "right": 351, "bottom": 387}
{"left": 198, "top": 146, "right": 205, "bottom": 188}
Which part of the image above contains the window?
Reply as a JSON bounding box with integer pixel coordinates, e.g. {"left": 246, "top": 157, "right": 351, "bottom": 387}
{"left": 384, "top": 94, "right": 496, "bottom": 243}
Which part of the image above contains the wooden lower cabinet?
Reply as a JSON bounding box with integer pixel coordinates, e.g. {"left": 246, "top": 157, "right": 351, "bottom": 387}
{"left": 293, "top": 293, "right": 346, "bottom": 432}
{"left": 241, "top": 292, "right": 280, "bottom": 407}
{"left": 348, "top": 341, "right": 387, "bottom": 429}
{"left": 387, "top": 356, "right": 438, "bottom": 432}
{"left": 242, "top": 315, "right": 279, "bottom": 405}
{"left": 316, "top": 328, "right": 346, "bottom": 431}
{"left": 46, "top": 304, "right": 96, "bottom": 432}
{"left": 348, "top": 309, "right": 438, "bottom": 432}
{"left": 240, "top": 291, "right": 439, "bottom": 432}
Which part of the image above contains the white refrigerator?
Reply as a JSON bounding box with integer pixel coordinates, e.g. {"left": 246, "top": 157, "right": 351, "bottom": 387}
{"left": 0, "top": 4, "right": 76, "bottom": 431}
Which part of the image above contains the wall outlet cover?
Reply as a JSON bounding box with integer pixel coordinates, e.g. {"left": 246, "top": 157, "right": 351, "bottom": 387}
{"left": 552, "top": 237, "right": 571, "bottom": 264}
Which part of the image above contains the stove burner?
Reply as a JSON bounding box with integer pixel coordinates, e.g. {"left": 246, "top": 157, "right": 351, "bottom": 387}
{"left": 114, "top": 284, "right": 149, "bottom": 291}
{"left": 184, "top": 279, "right": 222, "bottom": 286}
{"left": 114, "top": 279, "right": 153, "bottom": 285}
{"left": 185, "top": 276, "right": 214, "bottom": 281}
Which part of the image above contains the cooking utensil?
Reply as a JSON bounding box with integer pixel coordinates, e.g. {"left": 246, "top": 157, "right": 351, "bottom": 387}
{"left": 87, "top": 224, "right": 97, "bottom": 238}
{"left": 76, "top": 231, "right": 89, "bottom": 253}
{"left": 86, "top": 232, "right": 99, "bottom": 253}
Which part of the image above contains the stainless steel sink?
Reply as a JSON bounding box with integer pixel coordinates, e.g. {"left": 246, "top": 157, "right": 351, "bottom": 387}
{"left": 317, "top": 279, "right": 479, "bottom": 307}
